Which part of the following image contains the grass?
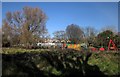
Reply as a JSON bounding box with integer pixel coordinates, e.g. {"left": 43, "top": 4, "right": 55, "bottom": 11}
{"left": 2, "top": 47, "right": 120, "bottom": 76}
{"left": 88, "top": 52, "right": 119, "bottom": 76}
{"left": 2, "top": 47, "right": 51, "bottom": 54}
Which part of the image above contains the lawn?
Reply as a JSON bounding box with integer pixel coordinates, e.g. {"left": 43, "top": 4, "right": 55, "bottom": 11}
{"left": 2, "top": 48, "right": 120, "bottom": 77}
{"left": 2, "top": 48, "right": 51, "bottom": 54}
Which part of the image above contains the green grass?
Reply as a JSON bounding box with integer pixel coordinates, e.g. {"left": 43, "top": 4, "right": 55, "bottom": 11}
{"left": 2, "top": 48, "right": 51, "bottom": 54}
{"left": 2, "top": 48, "right": 120, "bottom": 76}
{"left": 88, "top": 52, "right": 119, "bottom": 76}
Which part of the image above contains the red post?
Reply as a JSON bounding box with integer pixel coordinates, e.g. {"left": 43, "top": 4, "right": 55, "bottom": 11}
{"left": 108, "top": 39, "right": 117, "bottom": 51}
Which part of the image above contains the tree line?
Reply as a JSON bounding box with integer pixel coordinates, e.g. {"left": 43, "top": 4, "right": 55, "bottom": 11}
{"left": 53, "top": 24, "right": 120, "bottom": 49}
{"left": 2, "top": 6, "right": 120, "bottom": 49}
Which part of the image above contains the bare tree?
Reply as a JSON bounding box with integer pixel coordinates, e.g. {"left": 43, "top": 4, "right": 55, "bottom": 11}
{"left": 66, "top": 24, "right": 84, "bottom": 44}
{"left": 84, "top": 26, "right": 97, "bottom": 45}
{"left": 40, "top": 29, "right": 51, "bottom": 42}
{"left": 84, "top": 26, "right": 97, "bottom": 38}
{"left": 2, "top": 6, "right": 47, "bottom": 48}
{"left": 2, "top": 20, "right": 13, "bottom": 47}
{"left": 53, "top": 30, "right": 66, "bottom": 41}
{"left": 101, "top": 25, "right": 117, "bottom": 34}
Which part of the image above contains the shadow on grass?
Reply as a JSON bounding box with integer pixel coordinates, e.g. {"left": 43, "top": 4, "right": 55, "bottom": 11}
{"left": 2, "top": 50, "right": 109, "bottom": 77}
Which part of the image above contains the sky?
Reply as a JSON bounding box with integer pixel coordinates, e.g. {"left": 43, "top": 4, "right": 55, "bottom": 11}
{"left": 1, "top": 2, "right": 118, "bottom": 37}
{"left": 118, "top": 2, "right": 120, "bottom": 32}
{"left": 0, "top": 2, "right": 1, "bottom": 29}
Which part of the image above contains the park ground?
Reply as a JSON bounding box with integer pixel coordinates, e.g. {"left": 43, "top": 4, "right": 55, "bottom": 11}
{"left": 1, "top": 48, "right": 120, "bottom": 77}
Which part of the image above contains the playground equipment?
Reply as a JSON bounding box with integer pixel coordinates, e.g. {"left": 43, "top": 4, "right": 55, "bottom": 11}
{"left": 65, "top": 43, "right": 88, "bottom": 51}
{"left": 108, "top": 39, "right": 117, "bottom": 51}
{"left": 61, "top": 38, "right": 118, "bottom": 51}
{"left": 99, "top": 47, "right": 105, "bottom": 51}
{"left": 90, "top": 37, "right": 118, "bottom": 51}
{"left": 67, "top": 44, "right": 81, "bottom": 51}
